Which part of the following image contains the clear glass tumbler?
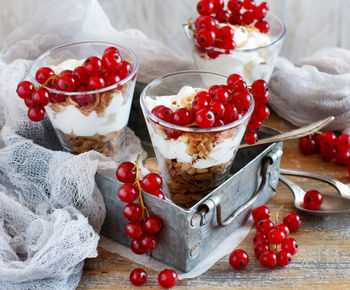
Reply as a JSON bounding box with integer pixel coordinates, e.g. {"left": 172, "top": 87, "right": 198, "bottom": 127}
{"left": 140, "top": 71, "right": 254, "bottom": 208}
{"left": 30, "top": 41, "right": 139, "bottom": 161}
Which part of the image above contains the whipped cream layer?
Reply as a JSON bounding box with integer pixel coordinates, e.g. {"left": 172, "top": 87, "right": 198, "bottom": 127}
{"left": 146, "top": 86, "right": 245, "bottom": 169}
{"left": 46, "top": 59, "right": 133, "bottom": 136}
{"left": 193, "top": 25, "right": 272, "bottom": 84}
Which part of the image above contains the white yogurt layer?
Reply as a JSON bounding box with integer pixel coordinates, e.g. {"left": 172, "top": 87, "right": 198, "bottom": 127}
{"left": 193, "top": 24, "right": 272, "bottom": 84}
{"left": 145, "top": 86, "right": 245, "bottom": 169}
{"left": 46, "top": 59, "right": 133, "bottom": 136}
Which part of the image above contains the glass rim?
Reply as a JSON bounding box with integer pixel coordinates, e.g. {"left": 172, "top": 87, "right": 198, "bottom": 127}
{"left": 29, "top": 40, "right": 139, "bottom": 96}
{"left": 140, "top": 70, "right": 254, "bottom": 133}
{"left": 183, "top": 12, "right": 286, "bottom": 53}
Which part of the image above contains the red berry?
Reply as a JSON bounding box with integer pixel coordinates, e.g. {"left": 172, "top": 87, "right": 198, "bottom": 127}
{"left": 274, "top": 223, "right": 290, "bottom": 237}
{"left": 229, "top": 11, "right": 243, "bottom": 25}
{"left": 17, "top": 81, "right": 35, "bottom": 99}
{"left": 217, "top": 27, "right": 234, "bottom": 42}
{"left": 222, "top": 104, "right": 238, "bottom": 123}
{"left": 245, "top": 131, "right": 258, "bottom": 145}
{"left": 256, "top": 219, "right": 274, "bottom": 235}
{"left": 60, "top": 69, "right": 73, "bottom": 76}
{"left": 104, "top": 73, "right": 121, "bottom": 87}
{"left": 254, "top": 91, "right": 270, "bottom": 105}
{"left": 165, "top": 128, "right": 182, "bottom": 140}
{"left": 247, "top": 118, "right": 262, "bottom": 131}
{"left": 83, "top": 56, "right": 102, "bottom": 76}
{"left": 123, "top": 203, "right": 142, "bottom": 222}
{"left": 158, "top": 269, "right": 178, "bottom": 289}
{"left": 116, "top": 162, "right": 136, "bottom": 183}
{"left": 299, "top": 136, "right": 317, "bottom": 155}
{"left": 303, "top": 190, "right": 323, "bottom": 210}
{"left": 320, "top": 146, "right": 336, "bottom": 161}
{"left": 118, "top": 183, "right": 139, "bottom": 203}
{"left": 118, "top": 61, "right": 133, "bottom": 79}
{"left": 260, "top": 1, "right": 269, "bottom": 10}
{"left": 242, "top": 0, "right": 256, "bottom": 10}
{"left": 140, "top": 235, "right": 157, "bottom": 251}
{"left": 283, "top": 212, "right": 301, "bottom": 232}
{"left": 102, "top": 51, "right": 123, "bottom": 72}
{"left": 196, "top": 28, "right": 216, "bottom": 48}
{"left": 210, "top": 102, "right": 225, "bottom": 118}
{"left": 227, "top": 74, "right": 243, "bottom": 89}
{"left": 173, "top": 108, "right": 193, "bottom": 126}
{"left": 195, "top": 15, "right": 218, "bottom": 30}
{"left": 253, "top": 233, "right": 268, "bottom": 245}
{"left": 212, "top": 88, "right": 229, "bottom": 103}
{"left": 212, "top": 0, "right": 224, "bottom": 12}
{"left": 233, "top": 92, "right": 253, "bottom": 111}
{"left": 254, "top": 105, "right": 270, "bottom": 122}
{"left": 336, "top": 134, "right": 350, "bottom": 151}
{"left": 318, "top": 131, "right": 337, "bottom": 148}
{"left": 251, "top": 79, "right": 268, "bottom": 96}
{"left": 215, "top": 10, "right": 231, "bottom": 23}
{"left": 228, "top": 0, "right": 243, "bottom": 11}
{"left": 32, "top": 87, "right": 49, "bottom": 106}
{"left": 253, "top": 5, "right": 267, "bottom": 20}
{"left": 214, "top": 39, "right": 237, "bottom": 50}
{"left": 151, "top": 105, "right": 165, "bottom": 116}
{"left": 24, "top": 98, "right": 34, "bottom": 108}
{"left": 73, "top": 66, "right": 90, "bottom": 84}
{"left": 125, "top": 222, "right": 144, "bottom": 240}
{"left": 277, "top": 250, "right": 292, "bottom": 267}
{"left": 141, "top": 173, "right": 162, "bottom": 194}
{"left": 252, "top": 205, "right": 270, "bottom": 223}
{"left": 242, "top": 11, "right": 255, "bottom": 25}
{"left": 231, "top": 79, "right": 247, "bottom": 93}
{"left": 154, "top": 106, "right": 173, "bottom": 123}
{"left": 130, "top": 268, "right": 147, "bottom": 286}
{"left": 151, "top": 189, "right": 166, "bottom": 199}
{"left": 104, "top": 46, "right": 119, "bottom": 55}
{"left": 254, "top": 241, "right": 269, "bottom": 259}
{"left": 229, "top": 249, "right": 249, "bottom": 270}
{"left": 28, "top": 106, "right": 45, "bottom": 121}
{"left": 49, "top": 93, "right": 66, "bottom": 104}
{"left": 255, "top": 20, "right": 270, "bottom": 33}
{"left": 57, "top": 74, "right": 77, "bottom": 92}
{"left": 195, "top": 108, "right": 215, "bottom": 128}
{"left": 259, "top": 251, "right": 277, "bottom": 268}
{"left": 35, "top": 67, "right": 55, "bottom": 84}
{"left": 192, "top": 95, "right": 211, "bottom": 112}
{"left": 143, "top": 216, "right": 163, "bottom": 234}
{"left": 281, "top": 238, "right": 298, "bottom": 255}
{"left": 208, "top": 85, "right": 221, "bottom": 96}
{"left": 197, "top": 0, "right": 215, "bottom": 16}
{"left": 267, "top": 228, "right": 286, "bottom": 245}
{"left": 214, "top": 119, "right": 225, "bottom": 127}
{"left": 87, "top": 76, "right": 105, "bottom": 90}
{"left": 131, "top": 239, "right": 147, "bottom": 255}
{"left": 335, "top": 150, "right": 350, "bottom": 166}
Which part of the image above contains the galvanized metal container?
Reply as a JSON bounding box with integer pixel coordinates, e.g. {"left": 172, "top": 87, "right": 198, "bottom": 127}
{"left": 96, "top": 123, "right": 282, "bottom": 272}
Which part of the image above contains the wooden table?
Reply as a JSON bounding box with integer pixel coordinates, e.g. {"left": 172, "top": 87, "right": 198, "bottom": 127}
{"left": 78, "top": 112, "right": 350, "bottom": 289}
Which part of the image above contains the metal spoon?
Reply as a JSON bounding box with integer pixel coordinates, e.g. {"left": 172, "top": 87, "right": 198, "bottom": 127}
{"left": 239, "top": 116, "right": 334, "bottom": 149}
{"left": 280, "top": 168, "right": 350, "bottom": 199}
{"left": 279, "top": 175, "right": 350, "bottom": 215}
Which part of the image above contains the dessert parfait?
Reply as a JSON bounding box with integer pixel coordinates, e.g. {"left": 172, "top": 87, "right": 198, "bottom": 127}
{"left": 17, "top": 41, "right": 138, "bottom": 161}
{"left": 184, "top": 0, "right": 286, "bottom": 84}
{"left": 141, "top": 71, "right": 270, "bottom": 207}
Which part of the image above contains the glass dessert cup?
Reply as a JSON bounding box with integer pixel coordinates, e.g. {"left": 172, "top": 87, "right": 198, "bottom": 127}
{"left": 30, "top": 41, "right": 139, "bottom": 161}
{"left": 184, "top": 13, "right": 286, "bottom": 84}
{"left": 140, "top": 71, "right": 254, "bottom": 208}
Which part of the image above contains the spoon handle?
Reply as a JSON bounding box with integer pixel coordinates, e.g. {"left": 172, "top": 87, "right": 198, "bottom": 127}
{"left": 239, "top": 116, "right": 334, "bottom": 149}
{"left": 279, "top": 175, "right": 305, "bottom": 202}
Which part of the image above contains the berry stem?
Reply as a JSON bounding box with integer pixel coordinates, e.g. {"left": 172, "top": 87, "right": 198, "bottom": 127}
{"left": 275, "top": 205, "right": 284, "bottom": 225}
{"left": 41, "top": 75, "right": 58, "bottom": 88}
{"left": 182, "top": 21, "right": 195, "bottom": 27}
{"left": 134, "top": 155, "right": 150, "bottom": 219}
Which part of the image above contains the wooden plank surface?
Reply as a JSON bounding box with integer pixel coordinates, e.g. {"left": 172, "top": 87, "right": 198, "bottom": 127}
{"left": 78, "top": 112, "right": 350, "bottom": 289}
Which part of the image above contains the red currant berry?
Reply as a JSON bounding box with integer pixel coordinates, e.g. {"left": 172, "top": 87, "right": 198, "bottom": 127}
{"left": 151, "top": 105, "right": 165, "bottom": 116}
{"left": 24, "top": 98, "right": 34, "bottom": 108}
{"left": 71, "top": 92, "right": 96, "bottom": 107}
{"left": 73, "top": 66, "right": 90, "bottom": 84}
{"left": 254, "top": 105, "right": 270, "bottom": 122}
{"left": 283, "top": 212, "right": 301, "bottom": 232}
{"left": 251, "top": 79, "right": 268, "bottom": 96}
{"left": 229, "top": 249, "right": 249, "bottom": 270}
{"left": 227, "top": 74, "right": 243, "bottom": 89}
{"left": 253, "top": 233, "right": 268, "bottom": 245}
{"left": 318, "top": 131, "right": 336, "bottom": 148}
{"left": 252, "top": 205, "right": 270, "bottom": 223}
{"left": 335, "top": 150, "right": 350, "bottom": 166}
{"left": 197, "top": 0, "right": 215, "bottom": 16}
{"left": 210, "top": 102, "right": 225, "bottom": 118}
{"left": 212, "top": 0, "right": 224, "bottom": 12}
{"left": 242, "top": 11, "right": 255, "bottom": 24}
{"left": 277, "top": 250, "right": 292, "bottom": 267}
{"left": 299, "top": 136, "right": 317, "bottom": 155}
{"left": 158, "top": 269, "right": 178, "bottom": 289}
{"left": 222, "top": 104, "right": 238, "bottom": 123}
{"left": 118, "top": 61, "right": 133, "bottom": 79}
{"left": 243, "top": 0, "right": 256, "bottom": 10}
{"left": 59, "top": 69, "right": 73, "bottom": 76}
{"left": 274, "top": 223, "right": 290, "bottom": 237}
{"left": 165, "top": 128, "right": 182, "bottom": 140}
{"left": 253, "top": 6, "right": 267, "bottom": 20}
{"left": 49, "top": 93, "right": 66, "bottom": 103}
{"left": 125, "top": 222, "right": 144, "bottom": 240}
{"left": 192, "top": 95, "right": 211, "bottom": 112}
{"left": 254, "top": 91, "right": 270, "bottom": 105}
{"left": 212, "top": 88, "right": 229, "bottom": 103}
{"left": 28, "top": 106, "right": 45, "bottom": 121}
{"left": 195, "top": 15, "right": 218, "bottom": 30}
{"left": 336, "top": 134, "right": 350, "bottom": 151}
{"left": 267, "top": 228, "right": 286, "bottom": 245}
{"left": 245, "top": 131, "right": 258, "bottom": 145}
{"left": 256, "top": 219, "right": 274, "bottom": 235}
{"left": 228, "top": 0, "right": 243, "bottom": 11}
{"left": 87, "top": 76, "right": 105, "bottom": 90}
{"left": 208, "top": 85, "right": 221, "bottom": 96}
{"left": 234, "top": 92, "right": 253, "bottom": 111}
{"left": 260, "top": 1, "right": 269, "bottom": 10}
{"left": 17, "top": 81, "right": 35, "bottom": 99}
{"left": 281, "top": 238, "right": 298, "bottom": 255}
{"left": 247, "top": 118, "right": 262, "bottom": 131}
{"left": 143, "top": 216, "right": 163, "bottom": 234}
{"left": 259, "top": 251, "right": 277, "bottom": 269}
{"left": 131, "top": 239, "right": 147, "bottom": 255}
{"left": 229, "top": 11, "right": 243, "bottom": 25}
{"left": 215, "top": 10, "right": 231, "bottom": 23}
{"left": 102, "top": 51, "right": 123, "bottom": 72}
{"left": 83, "top": 56, "right": 102, "bottom": 76}
{"left": 173, "top": 108, "right": 193, "bottom": 126}
{"left": 118, "top": 183, "right": 139, "bottom": 203}
{"left": 130, "top": 268, "right": 147, "bottom": 286}
{"left": 57, "top": 74, "right": 77, "bottom": 92}
{"left": 320, "top": 146, "right": 336, "bottom": 161}
{"left": 303, "top": 190, "right": 323, "bottom": 210}
{"left": 195, "top": 108, "right": 215, "bottom": 128}
{"left": 255, "top": 20, "right": 270, "bottom": 33}
{"left": 232, "top": 79, "right": 247, "bottom": 93}
{"left": 141, "top": 173, "right": 162, "bottom": 194}
{"left": 104, "top": 73, "right": 121, "bottom": 87}
{"left": 116, "top": 162, "right": 136, "bottom": 183}
{"left": 213, "top": 118, "right": 225, "bottom": 127}
{"left": 196, "top": 28, "right": 216, "bottom": 48}
{"left": 104, "top": 46, "right": 119, "bottom": 55}
{"left": 151, "top": 189, "right": 166, "bottom": 199}
{"left": 254, "top": 241, "right": 270, "bottom": 259}
{"left": 140, "top": 235, "right": 157, "bottom": 251}
{"left": 217, "top": 26, "right": 234, "bottom": 41}
{"left": 32, "top": 87, "right": 49, "bottom": 106}
{"left": 35, "top": 67, "right": 55, "bottom": 84}
{"left": 123, "top": 203, "right": 142, "bottom": 222}
{"left": 155, "top": 106, "right": 174, "bottom": 123}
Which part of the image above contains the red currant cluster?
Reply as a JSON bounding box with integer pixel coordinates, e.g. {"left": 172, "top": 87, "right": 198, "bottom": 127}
{"left": 229, "top": 205, "right": 301, "bottom": 270}
{"left": 299, "top": 132, "right": 350, "bottom": 177}
{"left": 16, "top": 46, "right": 133, "bottom": 122}
{"left": 192, "top": 0, "right": 269, "bottom": 53}
{"left": 116, "top": 159, "right": 177, "bottom": 288}
{"left": 151, "top": 74, "right": 269, "bottom": 145}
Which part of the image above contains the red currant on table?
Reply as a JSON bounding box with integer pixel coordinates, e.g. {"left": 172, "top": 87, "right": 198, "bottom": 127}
{"left": 274, "top": 223, "right": 290, "bottom": 237}
{"left": 281, "top": 238, "right": 298, "bottom": 255}
{"left": 299, "top": 136, "right": 317, "bottom": 155}
{"left": 35, "top": 67, "right": 55, "bottom": 84}
{"left": 336, "top": 134, "right": 350, "bottom": 151}
{"left": 252, "top": 205, "right": 270, "bottom": 223}
{"left": 318, "top": 131, "right": 337, "bottom": 148}
{"left": 253, "top": 232, "right": 268, "bottom": 245}
{"left": 28, "top": 106, "right": 45, "bottom": 121}
{"left": 116, "top": 161, "right": 136, "bottom": 183}
{"left": 256, "top": 219, "right": 274, "bottom": 235}
{"left": 335, "top": 150, "right": 350, "bottom": 166}
{"left": 131, "top": 239, "right": 147, "bottom": 255}
{"left": 277, "top": 250, "right": 292, "bottom": 267}
{"left": 141, "top": 173, "right": 162, "bottom": 194}
{"left": 130, "top": 268, "right": 147, "bottom": 286}
{"left": 320, "top": 146, "right": 336, "bottom": 161}
{"left": 158, "top": 269, "right": 178, "bottom": 289}
{"left": 143, "top": 216, "right": 163, "bottom": 234}
{"left": 118, "top": 183, "right": 139, "bottom": 203}
{"left": 283, "top": 212, "right": 301, "bottom": 232}
{"left": 303, "top": 190, "right": 323, "bottom": 210}
{"left": 267, "top": 228, "right": 286, "bottom": 245}
{"left": 125, "top": 221, "right": 144, "bottom": 240}
{"left": 254, "top": 241, "right": 270, "bottom": 259}
{"left": 229, "top": 249, "right": 249, "bottom": 270}
{"left": 123, "top": 203, "right": 142, "bottom": 222}
{"left": 259, "top": 251, "right": 277, "bottom": 269}
{"left": 17, "top": 81, "right": 35, "bottom": 99}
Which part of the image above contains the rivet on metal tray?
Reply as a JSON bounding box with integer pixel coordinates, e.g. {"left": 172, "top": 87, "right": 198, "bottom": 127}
{"left": 191, "top": 213, "right": 202, "bottom": 228}
{"left": 190, "top": 242, "right": 201, "bottom": 258}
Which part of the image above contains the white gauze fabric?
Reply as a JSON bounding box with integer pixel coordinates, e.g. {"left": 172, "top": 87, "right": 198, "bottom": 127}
{"left": 268, "top": 48, "right": 350, "bottom": 134}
